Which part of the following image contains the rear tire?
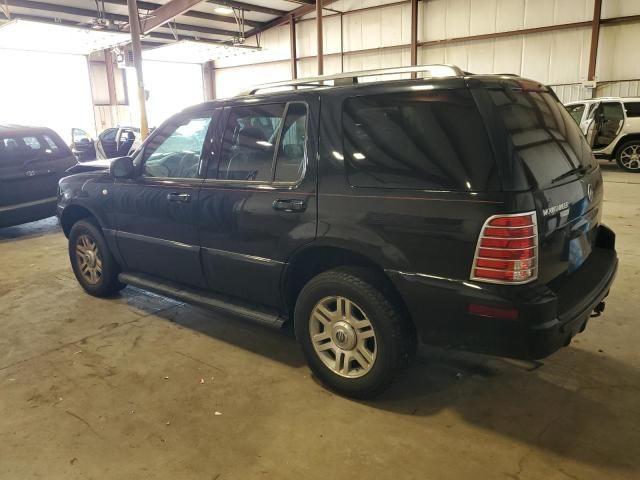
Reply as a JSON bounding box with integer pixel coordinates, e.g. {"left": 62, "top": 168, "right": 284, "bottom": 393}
{"left": 294, "top": 267, "right": 415, "bottom": 399}
{"left": 615, "top": 141, "right": 640, "bottom": 172}
{"left": 68, "top": 219, "right": 125, "bottom": 297}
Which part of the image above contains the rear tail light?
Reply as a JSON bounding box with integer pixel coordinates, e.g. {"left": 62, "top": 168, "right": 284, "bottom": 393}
{"left": 471, "top": 212, "right": 538, "bottom": 284}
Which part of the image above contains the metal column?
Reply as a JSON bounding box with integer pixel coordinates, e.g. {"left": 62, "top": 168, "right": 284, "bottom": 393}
{"left": 316, "top": 0, "right": 323, "bottom": 75}
{"left": 127, "top": 0, "right": 150, "bottom": 139}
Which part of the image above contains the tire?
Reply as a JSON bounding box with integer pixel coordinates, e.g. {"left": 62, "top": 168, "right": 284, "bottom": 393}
{"left": 68, "top": 219, "right": 125, "bottom": 297}
{"left": 294, "top": 267, "right": 415, "bottom": 399}
{"left": 615, "top": 140, "right": 640, "bottom": 172}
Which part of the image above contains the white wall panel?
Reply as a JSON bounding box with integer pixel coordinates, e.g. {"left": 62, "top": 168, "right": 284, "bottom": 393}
{"left": 596, "top": 23, "right": 640, "bottom": 81}
{"left": 423, "top": 0, "right": 593, "bottom": 41}
{"left": 602, "top": 0, "right": 640, "bottom": 18}
{"left": 213, "top": 0, "right": 640, "bottom": 99}
{"left": 215, "top": 61, "right": 290, "bottom": 98}
{"left": 596, "top": 80, "right": 640, "bottom": 97}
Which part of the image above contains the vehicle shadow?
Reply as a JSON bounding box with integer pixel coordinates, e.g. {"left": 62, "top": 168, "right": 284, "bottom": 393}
{"left": 148, "top": 300, "right": 305, "bottom": 369}
{"left": 370, "top": 346, "right": 640, "bottom": 471}
{"left": 0, "top": 216, "right": 60, "bottom": 242}
{"left": 138, "top": 293, "right": 639, "bottom": 471}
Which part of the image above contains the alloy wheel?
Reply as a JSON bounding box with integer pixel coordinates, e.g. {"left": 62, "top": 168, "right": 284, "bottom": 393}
{"left": 75, "top": 234, "right": 103, "bottom": 285}
{"left": 620, "top": 144, "right": 640, "bottom": 170}
{"left": 309, "top": 296, "right": 377, "bottom": 378}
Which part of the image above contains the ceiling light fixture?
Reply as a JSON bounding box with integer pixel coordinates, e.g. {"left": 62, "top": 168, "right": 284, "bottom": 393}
{"left": 0, "top": 19, "right": 129, "bottom": 55}
{"left": 142, "top": 40, "right": 261, "bottom": 64}
{"left": 214, "top": 6, "right": 234, "bottom": 15}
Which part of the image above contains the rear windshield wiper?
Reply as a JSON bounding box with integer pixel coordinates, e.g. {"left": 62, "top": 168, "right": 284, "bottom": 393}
{"left": 551, "top": 165, "right": 589, "bottom": 184}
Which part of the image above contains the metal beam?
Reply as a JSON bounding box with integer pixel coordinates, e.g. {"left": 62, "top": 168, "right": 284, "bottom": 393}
{"left": 316, "top": 0, "right": 323, "bottom": 75}
{"left": 208, "top": 1, "right": 286, "bottom": 16}
{"left": 246, "top": 0, "right": 339, "bottom": 38}
{"left": 202, "top": 60, "right": 215, "bottom": 100}
{"left": 104, "top": 49, "right": 117, "bottom": 105}
{"left": 410, "top": 0, "right": 418, "bottom": 78}
{"left": 101, "top": 0, "right": 262, "bottom": 28}
{"left": 588, "top": 0, "right": 602, "bottom": 81}
{"left": 289, "top": 15, "right": 297, "bottom": 79}
{"left": 140, "top": 0, "right": 205, "bottom": 33}
{"left": 5, "top": 0, "right": 241, "bottom": 37}
{"left": 127, "top": 0, "right": 149, "bottom": 139}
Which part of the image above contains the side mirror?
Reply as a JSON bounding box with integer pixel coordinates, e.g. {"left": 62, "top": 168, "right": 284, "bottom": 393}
{"left": 110, "top": 156, "right": 135, "bottom": 179}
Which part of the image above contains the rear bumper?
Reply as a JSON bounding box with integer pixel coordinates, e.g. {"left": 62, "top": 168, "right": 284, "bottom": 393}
{"left": 388, "top": 225, "right": 618, "bottom": 360}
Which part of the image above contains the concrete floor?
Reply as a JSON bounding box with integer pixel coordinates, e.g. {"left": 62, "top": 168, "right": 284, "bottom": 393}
{"left": 1, "top": 162, "right": 638, "bottom": 480}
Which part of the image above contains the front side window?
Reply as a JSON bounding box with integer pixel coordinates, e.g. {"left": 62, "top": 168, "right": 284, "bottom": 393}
{"left": 217, "top": 104, "right": 285, "bottom": 181}
{"left": 143, "top": 114, "right": 212, "bottom": 178}
{"left": 566, "top": 104, "right": 585, "bottom": 124}
{"left": 343, "top": 90, "right": 496, "bottom": 191}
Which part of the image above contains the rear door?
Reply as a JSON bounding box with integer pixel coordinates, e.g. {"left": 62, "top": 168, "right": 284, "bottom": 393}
{"left": 198, "top": 97, "right": 318, "bottom": 308}
{"left": 0, "top": 130, "right": 75, "bottom": 210}
{"left": 480, "top": 81, "right": 602, "bottom": 283}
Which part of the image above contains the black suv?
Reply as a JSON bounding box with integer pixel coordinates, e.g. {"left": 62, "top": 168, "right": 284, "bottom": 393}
{"left": 57, "top": 65, "right": 618, "bottom": 398}
{"left": 1, "top": 124, "right": 76, "bottom": 227}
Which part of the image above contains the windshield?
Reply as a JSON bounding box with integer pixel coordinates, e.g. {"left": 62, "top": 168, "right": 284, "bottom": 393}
{"left": 486, "top": 86, "right": 596, "bottom": 189}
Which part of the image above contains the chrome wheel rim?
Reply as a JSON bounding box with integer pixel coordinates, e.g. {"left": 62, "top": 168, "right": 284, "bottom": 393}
{"left": 75, "top": 234, "right": 103, "bottom": 285}
{"left": 309, "top": 296, "right": 377, "bottom": 378}
{"left": 620, "top": 145, "right": 640, "bottom": 170}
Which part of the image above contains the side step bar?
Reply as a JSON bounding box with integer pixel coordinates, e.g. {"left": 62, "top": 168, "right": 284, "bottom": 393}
{"left": 118, "top": 272, "right": 285, "bottom": 329}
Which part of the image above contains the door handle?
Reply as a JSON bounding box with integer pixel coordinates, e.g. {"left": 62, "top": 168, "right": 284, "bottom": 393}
{"left": 273, "top": 199, "right": 306, "bottom": 212}
{"left": 167, "top": 192, "right": 191, "bottom": 203}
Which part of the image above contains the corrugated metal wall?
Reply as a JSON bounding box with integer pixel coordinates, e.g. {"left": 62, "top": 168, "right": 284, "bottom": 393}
{"left": 214, "top": 0, "right": 640, "bottom": 100}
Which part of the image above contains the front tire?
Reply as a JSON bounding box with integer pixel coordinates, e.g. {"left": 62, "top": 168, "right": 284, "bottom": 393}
{"left": 68, "top": 219, "right": 125, "bottom": 297}
{"left": 616, "top": 141, "right": 640, "bottom": 172}
{"left": 294, "top": 268, "right": 415, "bottom": 399}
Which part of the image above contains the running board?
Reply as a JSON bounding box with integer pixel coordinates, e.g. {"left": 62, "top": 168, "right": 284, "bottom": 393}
{"left": 118, "top": 272, "right": 285, "bottom": 329}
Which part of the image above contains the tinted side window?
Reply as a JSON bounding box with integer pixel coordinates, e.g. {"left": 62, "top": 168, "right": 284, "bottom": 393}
{"left": 143, "top": 114, "right": 212, "bottom": 178}
{"left": 0, "top": 132, "right": 68, "bottom": 164}
{"left": 274, "top": 103, "right": 307, "bottom": 183}
{"left": 566, "top": 104, "right": 585, "bottom": 124}
{"left": 624, "top": 102, "right": 640, "bottom": 117}
{"left": 342, "top": 90, "right": 495, "bottom": 191}
{"left": 217, "top": 104, "right": 285, "bottom": 181}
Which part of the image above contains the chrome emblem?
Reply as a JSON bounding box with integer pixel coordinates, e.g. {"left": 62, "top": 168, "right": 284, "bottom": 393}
{"left": 25, "top": 170, "right": 36, "bottom": 177}
{"left": 587, "top": 184, "right": 594, "bottom": 202}
{"left": 335, "top": 330, "right": 347, "bottom": 344}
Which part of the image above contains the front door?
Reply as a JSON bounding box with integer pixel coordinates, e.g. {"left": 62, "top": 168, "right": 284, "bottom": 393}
{"left": 114, "top": 110, "right": 214, "bottom": 287}
{"left": 198, "top": 98, "right": 318, "bottom": 309}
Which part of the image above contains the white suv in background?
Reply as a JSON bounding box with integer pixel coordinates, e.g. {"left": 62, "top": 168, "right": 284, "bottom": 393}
{"left": 565, "top": 97, "right": 640, "bottom": 172}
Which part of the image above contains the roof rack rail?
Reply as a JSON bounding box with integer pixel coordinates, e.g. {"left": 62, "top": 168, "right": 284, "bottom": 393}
{"left": 238, "top": 64, "right": 464, "bottom": 96}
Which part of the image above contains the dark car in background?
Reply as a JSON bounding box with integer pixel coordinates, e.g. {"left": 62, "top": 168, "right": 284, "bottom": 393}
{"left": 57, "top": 65, "right": 618, "bottom": 398}
{"left": 71, "top": 126, "right": 139, "bottom": 162}
{"left": 1, "top": 124, "right": 76, "bottom": 227}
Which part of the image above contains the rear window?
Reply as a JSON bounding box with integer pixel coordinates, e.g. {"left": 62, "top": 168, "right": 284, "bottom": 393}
{"left": 624, "top": 102, "right": 640, "bottom": 118}
{"left": 487, "top": 87, "right": 596, "bottom": 189}
{"left": 0, "top": 131, "right": 69, "bottom": 165}
{"left": 342, "top": 90, "right": 497, "bottom": 191}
